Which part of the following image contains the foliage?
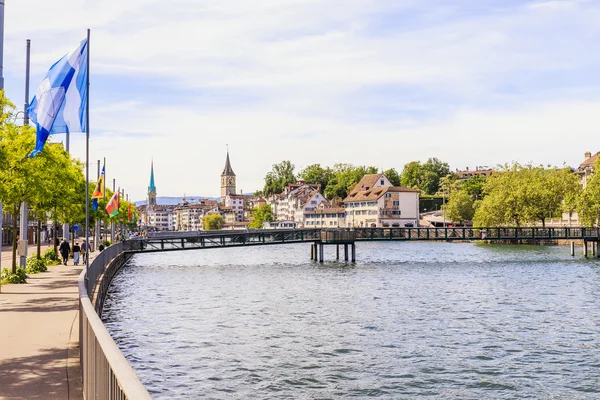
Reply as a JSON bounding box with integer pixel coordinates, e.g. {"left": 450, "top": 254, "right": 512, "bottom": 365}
{"left": 576, "top": 158, "right": 600, "bottom": 226}
{"left": 1, "top": 267, "right": 27, "bottom": 284}
{"left": 43, "top": 249, "right": 61, "bottom": 266}
{"left": 473, "top": 163, "right": 579, "bottom": 227}
{"left": 400, "top": 158, "right": 451, "bottom": 195}
{"left": 263, "top": 160, "right": 296, "bottom": 196}
{"left": 26, "top": 256, "right": 48, "bottom": 274}
{"left": 445, "top": 190, "right": 475, "bottom": 223}
{"left": 203, "top": 213, "right": 224, "bottom": 230}
{"left": 324, "top": 164, "right": 378, "bottom": 200}
{"left": 248, "top": 204, "right": 274, "bottom": 229}
{"left": 298, "top": 164, "right": 334, "bottom": 193}
{"left": 462, "top": 176, "right": 487, "bottom": 200}
{"left": 103, "top": 240, "right": 111, "bottom": 247}
{"left": 384, "top": 168, "right": 401, "bottom": 186}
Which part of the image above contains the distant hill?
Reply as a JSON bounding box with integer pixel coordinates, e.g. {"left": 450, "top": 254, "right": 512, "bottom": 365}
{"left": 135, "top": 196, "right": 219, "bottom": 206}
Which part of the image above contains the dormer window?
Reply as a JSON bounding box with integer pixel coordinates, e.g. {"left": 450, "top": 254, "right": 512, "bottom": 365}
{"left": 380, "top": 180, "right": 384, "bottom": 185}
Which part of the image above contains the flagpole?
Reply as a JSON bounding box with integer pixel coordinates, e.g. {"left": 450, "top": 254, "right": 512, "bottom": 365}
{"left": 95, "top": 159, "right": 100, "bottom": 252}
{"left": 111, "top": 178, "right": 115, "bottom": 243}
{"left": 0, "top": 0, "right": 4, "bottom": 272}
{"left": 85, "top": 29, "right": 90, "bottom": 278}
{"left": 19, "top": 39, "right": 31, "bottom": 268}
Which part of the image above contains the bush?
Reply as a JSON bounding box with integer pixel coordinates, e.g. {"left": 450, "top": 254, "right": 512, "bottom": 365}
{"left": 26, "top": 256, "right": 47, "bottom": 274}
{"left": 1, "top": 268, "right": 27, "bottom": 284}
{"left": 43, "top": 249, "right": 61, "bottom": 266}
{"left": 103, "top": 240, "right": 111, "bottom": 247}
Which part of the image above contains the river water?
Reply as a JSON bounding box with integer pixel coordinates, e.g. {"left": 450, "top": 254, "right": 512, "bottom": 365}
{"left": 102, "top": 242, "right": 600, "bottom": 399}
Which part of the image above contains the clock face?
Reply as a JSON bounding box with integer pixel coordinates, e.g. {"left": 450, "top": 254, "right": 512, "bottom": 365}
{"left": 227, "top": 176, "right": 236, "bottom": 185}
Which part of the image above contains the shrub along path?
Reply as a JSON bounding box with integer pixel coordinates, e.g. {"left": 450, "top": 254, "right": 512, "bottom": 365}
{"left": 0, "top": 246, "right": 99, "bottom": 400}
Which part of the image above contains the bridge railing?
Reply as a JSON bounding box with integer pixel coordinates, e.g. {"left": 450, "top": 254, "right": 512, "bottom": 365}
{"left": 78, "top": 242, "right": 152, "bottom": 399}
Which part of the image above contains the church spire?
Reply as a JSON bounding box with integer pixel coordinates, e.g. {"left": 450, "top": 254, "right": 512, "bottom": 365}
{"left": 149, "top": 159, "right": 156, "bottom": 193}
{"left": 221, "top": 148, "right": 235, "bottom": 176}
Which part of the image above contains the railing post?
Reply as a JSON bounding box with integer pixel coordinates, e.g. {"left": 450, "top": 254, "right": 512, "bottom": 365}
{"left": 181, "top": 238, "right": 185, "bottom": 248}
{"left": 371, "top": 229, "right": 374, "bottom": 240}
{"left": 408, "top": 228, "right": 411, "bottom": 240}
{"left": 427, "top": 228, "right": 430, "bottom": 240}
{"left": 445, "top": 228, "right": 448, "bottom": 240}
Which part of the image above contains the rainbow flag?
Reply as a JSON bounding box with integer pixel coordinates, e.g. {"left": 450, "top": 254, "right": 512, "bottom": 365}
{"left": 91, "top": 166, "right": 105, "bottom": 211}
{"left": 105, "top": 191, "right": 120, "bottom": 217}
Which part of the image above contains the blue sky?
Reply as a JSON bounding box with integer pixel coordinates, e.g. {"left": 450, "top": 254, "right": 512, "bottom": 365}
{"left": 3, "top": 0, "right": 600, "bottom": 200}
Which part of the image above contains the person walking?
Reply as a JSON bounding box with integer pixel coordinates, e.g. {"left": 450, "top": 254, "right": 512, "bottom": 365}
{"left": 81, "top": 240, "right": 89, "bottom": 264}
{"left": 72, "top": 242, "right": 81, "bottom": 266}
{"left": 59, "top": 238, "right": 70, "bottom": 266}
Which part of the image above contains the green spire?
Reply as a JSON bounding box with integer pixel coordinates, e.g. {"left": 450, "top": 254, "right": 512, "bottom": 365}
{"left": 148, "top": 160, "right": 156, "bottom": 193}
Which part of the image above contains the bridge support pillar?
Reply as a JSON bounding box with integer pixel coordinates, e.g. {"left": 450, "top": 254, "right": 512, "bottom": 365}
{"left": 351, "top": 243, "right": 356, "bottom": 263}
{"left": 571, "top": 241, "right": 575, "bottom": 257}
{"left": 593, "top": 242, "right": 597, "bottom": 257}
{"left": 310, "top": 244, "right": 315, "bottom": 260}
{"left": 313, "top": 243, "right": 318, "bottom": 261}
{"left": 319, "top": 243, "right": 324, "bottom": 263}
{"left": 344, "top": 244, "right": 349, "bottom": 261}
{"left": 584, "top": 241, "right": 588, "bottom": 257}
{"left": 336, "top": 245, "right": 339, "bottom": 260}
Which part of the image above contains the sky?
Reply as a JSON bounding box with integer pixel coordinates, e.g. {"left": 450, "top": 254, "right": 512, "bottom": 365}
{"left": 2, "top": 0, "right": 600, "bottom": 201}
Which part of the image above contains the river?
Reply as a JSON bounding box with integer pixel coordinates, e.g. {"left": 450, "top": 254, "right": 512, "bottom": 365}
{"left": 102, "top": 241, "right": 600, "bottom": 399}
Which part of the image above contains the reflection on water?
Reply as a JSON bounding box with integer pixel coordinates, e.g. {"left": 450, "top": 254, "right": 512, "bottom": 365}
{"left": 102, "top": 242, "right": 600, "bottom": 399}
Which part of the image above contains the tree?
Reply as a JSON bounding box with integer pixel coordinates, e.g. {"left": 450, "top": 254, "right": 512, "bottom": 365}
{"left": 384, "top": 168, "right": 400, "bottom": 186}
{"left": 576, "top": 158, "right": 600, "bottom": 226}
{"left": 400, "top": 158, "right": 451, "bottom": 195}
{"left": 248, "top": 204, "right": 273, "bottom": 229}
{"left": 462, "top": 176, "right": 487, "bottom": 200}
{"left": 203, "top": 213, "right": 223, "bottom": 230}
{"left": 445, "top": 190, "right": 475, "bottom": 223}
{"left": 263, "top": 160, "right": 296, "bottom": 196}
{"left": 473, "top": 163, "right": 579, "bottom": 227}
{"left": 298, "top": 164, "right": 334, "bottom": 193}
{"left": 324, "top": 164, "right": 378, "bottom": 200}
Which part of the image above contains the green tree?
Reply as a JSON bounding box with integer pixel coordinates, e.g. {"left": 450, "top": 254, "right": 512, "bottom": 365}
{"left": 576, "top": 158, "right": 600, "bottom": 226}
{"left": 298, "top": 164, "right": 334, "bottom": 193}
{"left": 383, "top": 168, "right": 401, "bottom": 186}
{"left": 445, "top": 190, "right": 475, "bottom": 223}
{"left": 203, "top": 213, "right": 223, "bottom": 230}
{"left": 462, "top": 176, "right": 487, "bottom": 200}
{"left": 400, "top": 158, "right": 451, "bottom": 195}
{"left": 324, "top": 164, "right": 378, "bottom": 200}
{"left": 263, "top": 160, "right": 296, "bottom": 196}
{"left": 473, "top": 163, "right": 579, "bottom": 227}
{"left": 248, "top": 204, "right": 273, "bottom": 229}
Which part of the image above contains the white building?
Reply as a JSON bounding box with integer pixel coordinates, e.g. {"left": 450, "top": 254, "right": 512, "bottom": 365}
{"left": 343, "top": 173, "right": 419, "bottom": 228}
{"left": 146, "top": 206, "right": 176, "bottom": 231}
{"left": 269, "top": 181, "right": 327, "bottom": 227}
{"left": 304, "top": 205, "right": 346, "bottom": 228}
{"left": 225, "top": 194, "right": 245, "bottom": 221}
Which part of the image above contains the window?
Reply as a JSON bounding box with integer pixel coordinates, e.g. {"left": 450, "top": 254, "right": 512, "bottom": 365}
{"left": 385, "top": 193, "right": 391, "bottom": 198}
{"left": 393, "top": 200, "right": 400, "bottom": 206}
{"left": 380, "top": 179, "right": 384, "bottom": 185}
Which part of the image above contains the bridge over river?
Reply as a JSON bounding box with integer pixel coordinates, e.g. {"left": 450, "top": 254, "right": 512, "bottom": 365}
{"left": 131, "top": 227, "right": 600, "bottom": 261}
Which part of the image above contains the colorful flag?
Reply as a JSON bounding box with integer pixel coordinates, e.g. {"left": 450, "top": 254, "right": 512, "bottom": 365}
{"left": 27, "top": 38, "right": 88, "bottom": 157}
{"left": 105, "top": 191, "right": 120, "bottom": 217}
{"left": 127, "top": 204, "right": 132, "bottom": 223}
{"left": 92, "top": 165, "right": 105, "bottom": 211}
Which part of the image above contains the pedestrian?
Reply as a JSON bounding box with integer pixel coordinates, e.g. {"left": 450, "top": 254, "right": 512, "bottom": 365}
{"left": 81, "top": 240, "right": 89, "bottom": 264}
{"left": 98, "top": 243, "right": 105, "bottom": 252}
{"left": 72, "top": 242, "right": 81, "bottom": 266}
{"left": 59, "top": 238, "right": 71, "bottom": 266}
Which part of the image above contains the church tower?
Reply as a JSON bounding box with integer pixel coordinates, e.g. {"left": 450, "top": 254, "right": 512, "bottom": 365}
{"left": 148, "top": 160, "right": 157, "bottom": 207}
{"left": 221, "top": 150, "right": 236, "bottom": 203}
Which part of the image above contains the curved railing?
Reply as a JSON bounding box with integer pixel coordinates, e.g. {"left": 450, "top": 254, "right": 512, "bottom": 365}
{"left": 78, "top": 242, "right": 152, "bottom": 399}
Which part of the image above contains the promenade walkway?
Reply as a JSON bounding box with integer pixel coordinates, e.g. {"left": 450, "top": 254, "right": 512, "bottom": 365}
{"left": 0, "top": 244, "right": 94, "bottom": 400}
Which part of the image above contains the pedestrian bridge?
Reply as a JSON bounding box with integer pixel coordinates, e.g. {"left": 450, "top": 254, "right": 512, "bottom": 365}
{"left": 129, "top": 227, "right": 600, "bottom": 253}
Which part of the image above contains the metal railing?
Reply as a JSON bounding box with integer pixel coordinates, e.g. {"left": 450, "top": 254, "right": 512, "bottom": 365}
{"left": 78, "top": 242, "right": 151, "bottom": 399}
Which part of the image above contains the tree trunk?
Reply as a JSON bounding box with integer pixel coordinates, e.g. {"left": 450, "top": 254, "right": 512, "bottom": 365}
{"left": 541, "top": 218, "right": 546, "bottom": 228}
{"left": 53, "top": 219, "right": 58, "bottom": 255}
{"left": 11, "top": 204, "right": 20, "bottom": 273}
{"left": 37, "top": 217, "right": 42, "bottom": 259}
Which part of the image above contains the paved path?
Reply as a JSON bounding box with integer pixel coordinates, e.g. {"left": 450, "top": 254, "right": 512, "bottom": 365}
{"left": 0, "top": 246, "right": 96, "bottom": 400}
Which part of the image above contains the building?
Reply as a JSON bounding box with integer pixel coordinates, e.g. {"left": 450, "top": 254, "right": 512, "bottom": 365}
{"left": 575, "top": 151, "right": 599, "bottom": 188}
{"left": 343, "top": 173, "right": 419, "bottom": 228}
{"left": 269, "top": 181, "right": 326, "bottom": 226}
{"left": 148, "top": 160, "right": 157, "bottom": 207}
{"left": 221, "top": 151, "right": 236, "bottom": 203}
{"left": 454, "top": 166, "right": 493, "bottom": 181}
{"left": 304, "top": 203, "right": 346, "bottom": 228}
{"left": 224, "top": 194, "right": 245, "bottom": 222}
{"left": 137, "top": 160, "right": 178, "bottom": 231}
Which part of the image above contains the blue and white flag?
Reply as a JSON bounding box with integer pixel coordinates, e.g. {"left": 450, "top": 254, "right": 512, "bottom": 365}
{"left": 27, "top": 38, "right": 88, "bottom": 158}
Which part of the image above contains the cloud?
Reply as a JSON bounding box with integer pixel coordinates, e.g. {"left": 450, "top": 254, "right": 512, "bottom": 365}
{"left": 3, "top": 0, "right": 600, "bottom": 200}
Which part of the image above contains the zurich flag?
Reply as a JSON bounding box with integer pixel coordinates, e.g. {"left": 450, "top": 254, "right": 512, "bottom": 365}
{"left": 27, "top": 38, "right": 88, "bottom": 157}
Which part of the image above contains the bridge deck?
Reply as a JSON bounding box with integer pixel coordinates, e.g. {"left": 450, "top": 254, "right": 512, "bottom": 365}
{"left": 130, "top": 227, "right": 600, "bottom": 253}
